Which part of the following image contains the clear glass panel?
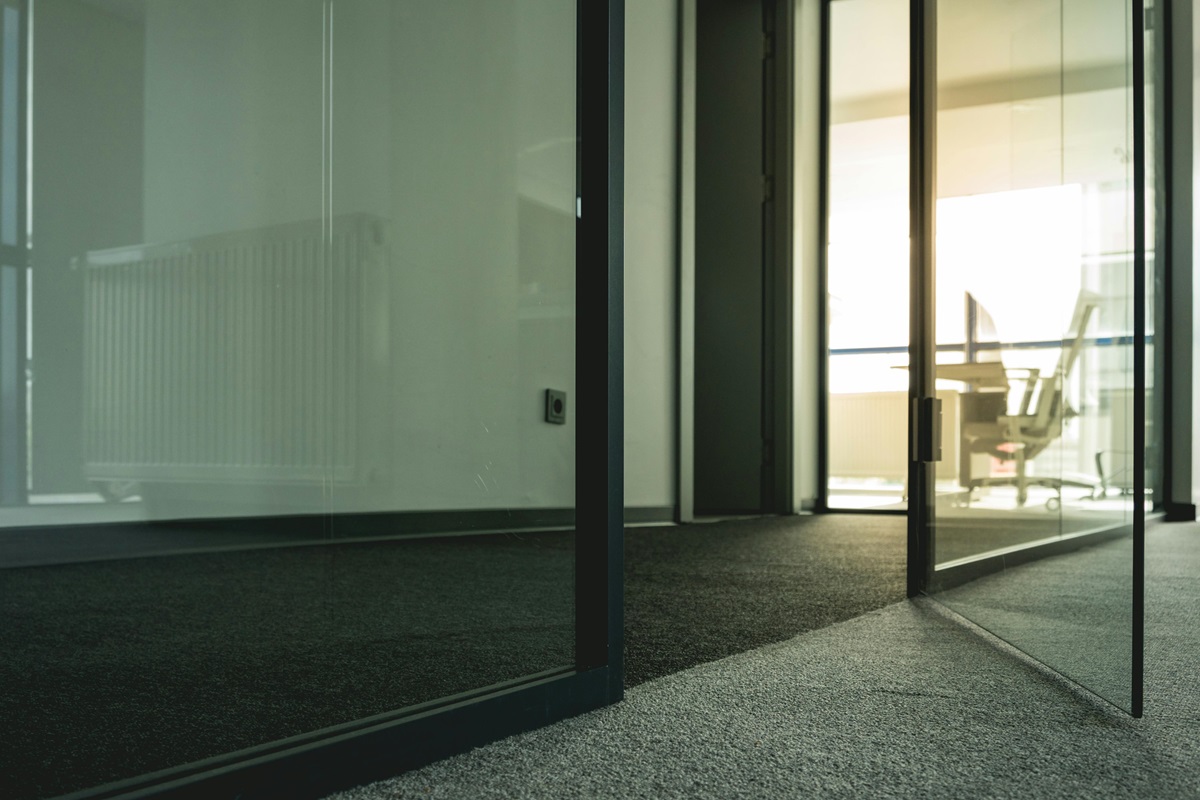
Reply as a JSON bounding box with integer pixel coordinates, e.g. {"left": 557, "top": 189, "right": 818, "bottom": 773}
{"left": 327, "top": 0, "right": 576, "bottom": 706}
{"left": 826, "top": 0, "right": 909, "bottom": 510}
{"left": 0, "top": 1, "right": 576, "bottom": 796}
{"left": 930, "top": 0, "right": 1139, "bottom": 711}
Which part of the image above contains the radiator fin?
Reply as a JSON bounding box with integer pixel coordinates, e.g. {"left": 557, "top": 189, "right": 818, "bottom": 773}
{"left": 83, "top": 216, "right": 381, "bottom": 485}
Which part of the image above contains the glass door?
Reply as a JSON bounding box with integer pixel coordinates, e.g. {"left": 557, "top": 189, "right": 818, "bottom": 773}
{"left": 913, "top": 0, "right": 1146, "bottom": 714}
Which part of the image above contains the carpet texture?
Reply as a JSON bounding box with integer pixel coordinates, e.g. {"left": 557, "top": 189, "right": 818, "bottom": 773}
{"left": 326, "top": 523, "right": 1200, "bottom": 800}
{"left": 1, "top": 514, "right": 908, "bottom": 798}
{"left": 623, "top": 515, "right": 906, "bottom": 686}
{"left": 1, "top": 533, "right": 575, "bottom": 799}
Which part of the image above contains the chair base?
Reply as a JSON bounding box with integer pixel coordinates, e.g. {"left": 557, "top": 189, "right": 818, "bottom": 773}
{"left": 964, "top": 475, "right": 1101, "bottom": 510}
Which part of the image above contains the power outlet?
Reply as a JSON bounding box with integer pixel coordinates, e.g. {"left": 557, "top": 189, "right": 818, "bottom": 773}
{"left": 545, "top": 389, "right": 567, "bottom": 425}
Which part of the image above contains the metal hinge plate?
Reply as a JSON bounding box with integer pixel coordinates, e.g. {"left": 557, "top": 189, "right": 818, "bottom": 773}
{"left": 911, "top": 396, "right": 943, "bottom": 463}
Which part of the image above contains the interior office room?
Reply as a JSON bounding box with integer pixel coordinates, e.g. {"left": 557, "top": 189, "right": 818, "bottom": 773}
{"left": 0, "top": 0, "right": 1198, "bottom": 798}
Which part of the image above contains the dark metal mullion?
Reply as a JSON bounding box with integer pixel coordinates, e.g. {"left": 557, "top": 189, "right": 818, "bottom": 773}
{"left": 815, "top": 0, "right": 831, "bottom": 513}
{"left": 1131, "top": 0, "right": 1147, "bottom": 721}
{"left": 1159, "top": 0, "right": 1196, "bottom": 522}
{"left": 671, "top": 0, "right": 690, "bottom": 523}
{"left": 573, "top": 0, "right": 624, "bottom": 704}
{"left": 907, "top": 0, "right": 936, "bottom": 597}
{"left": 0, "top": 0, "right": 26, "bottom": 506}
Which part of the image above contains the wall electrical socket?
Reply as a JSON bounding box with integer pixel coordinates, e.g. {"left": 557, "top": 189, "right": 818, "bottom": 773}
{"left": 545, "top": 389, "right": 567, "bottom": 425}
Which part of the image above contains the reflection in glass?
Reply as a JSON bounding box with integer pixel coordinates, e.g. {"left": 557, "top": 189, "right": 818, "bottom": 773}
{"left": 0, "top": 1, "right": 576, "bottom": 797}
{"left": 929, "top": 0, "right": 1138, "bottom": 711}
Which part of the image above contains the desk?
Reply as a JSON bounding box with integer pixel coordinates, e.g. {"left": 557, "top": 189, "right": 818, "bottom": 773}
{"left": 929, "top": 360, "right": 1008, "bottom": 389}
{"left": 893, "top": 360, "right": 1011, "bottom": 487}
{"left": 891, "top": 359, "right": 1008, "bottom": 388}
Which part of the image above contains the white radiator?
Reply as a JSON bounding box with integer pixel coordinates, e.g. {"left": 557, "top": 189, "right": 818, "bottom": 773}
{"left": 828, "top": 390, "right": 960, "bottom": 484}
{"left": 82, "top": 214, "right": 386, "bottom": 488}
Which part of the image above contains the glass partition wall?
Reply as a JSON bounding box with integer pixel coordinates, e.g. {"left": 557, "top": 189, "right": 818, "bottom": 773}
{"left": 0, "top": 2, "right": 612, "bottom": 797}
{"left": 922, "top": 0, "right": 1145, "bottom": 713}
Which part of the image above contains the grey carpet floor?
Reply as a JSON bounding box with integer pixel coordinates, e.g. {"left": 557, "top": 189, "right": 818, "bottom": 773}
{"left": 623, "top": 515, "right": 905, "bottom": 686}
{"left": 327, "top": 523, "right": 1200, "bottom": 800}
{"left": 2, "top": 514, "right": 908, "bottom": 799}
{"left": 0, "top": 534, "right": 575, "bottom": 800}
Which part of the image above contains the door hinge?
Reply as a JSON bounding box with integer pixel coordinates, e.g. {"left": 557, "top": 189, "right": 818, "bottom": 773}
{"left": 762, "top": 175, "right": 774, "bottom": 203}
{"left": 911, "top": 396, "right": 943, "bottom": 463}
{"left": 1144, "top": 5, "right": 1155, "bottom": 31}
{"left": 762, "top": 32, "right": 774, "bottom": 59}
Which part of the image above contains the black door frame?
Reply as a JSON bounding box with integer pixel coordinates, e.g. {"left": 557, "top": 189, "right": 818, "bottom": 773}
{"left": 905, "top": 0, "right": 936, "bottom": 597}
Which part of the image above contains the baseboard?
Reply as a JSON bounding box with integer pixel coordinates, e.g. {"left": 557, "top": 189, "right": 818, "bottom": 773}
{"left": 1, "top": 506, "right": 686, "bottom": 568}
{"left": 624, "top": 505, "right": 676, "bottom": 525}
{"left": 1164, "top": 502, "right": 1198, "bottom": 523}
{"left": 176, "top": 507, "right": 577, "bottom": 538}
{"left": 2, "top": 505, "right": 683, "bottom": 540}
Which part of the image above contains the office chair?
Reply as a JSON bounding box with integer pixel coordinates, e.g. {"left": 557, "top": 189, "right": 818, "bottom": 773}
{"left": 960, "top": 290, "right": 1101, "bottom": 509}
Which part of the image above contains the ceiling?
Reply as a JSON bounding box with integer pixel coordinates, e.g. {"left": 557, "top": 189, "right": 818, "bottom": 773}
{"left": 830, "top": 0, "right": 1131, "bottom": 113}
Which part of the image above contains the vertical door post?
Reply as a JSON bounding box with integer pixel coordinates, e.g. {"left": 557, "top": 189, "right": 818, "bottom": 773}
{"left": 907, "top": 0, "right": 936, "bottom": 597}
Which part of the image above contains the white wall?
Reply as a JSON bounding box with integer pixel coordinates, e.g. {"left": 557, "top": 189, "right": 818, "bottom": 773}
{"left": 623, "top": 0, "right": 679, "bottom": 511}
{"left": 142, "top": 0, "right": 325, "bottom": 243}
